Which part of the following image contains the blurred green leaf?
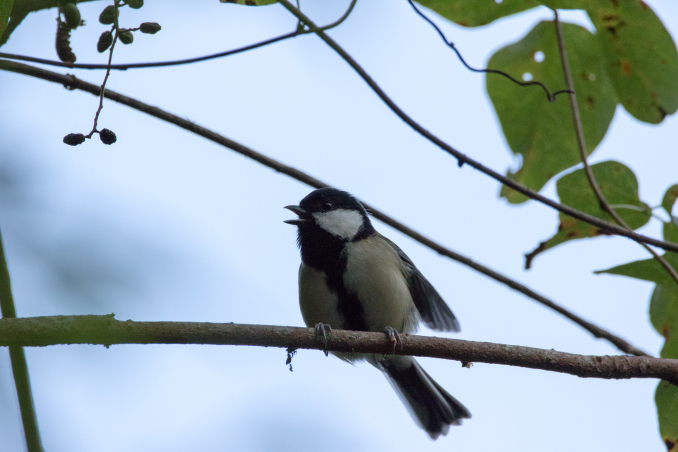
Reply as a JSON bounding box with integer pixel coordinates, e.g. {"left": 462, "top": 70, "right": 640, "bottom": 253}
{"left": 487, "top": 21, "right": 617, "bottom": 203}
{"left": 526, "top": 161, "right": 650, "bottom": 267}
{"left": 663, "top": 184, "right": 678, "bottom": 216}
{"left": 0, "top": 0, "right": 14, "bottom": 41}
{"left": 414, "top": 0, "right": 538, "bottom": 27}
{"left": 650, "top": 285, "right": 678, "bottom": 358}
{"left": 587, "top": 0, "right": 678, "bottom": 124}
{"left": 218, "top": 0, "right": 276, "bottom": 5}
{"left": 656, "top": 380, "right": 678, "bottom": 451}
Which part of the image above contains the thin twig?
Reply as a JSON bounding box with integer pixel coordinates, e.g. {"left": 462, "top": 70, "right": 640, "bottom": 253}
{"left": 0, "top": 315, "right": 673, "bottom": 383}
{"left": 0, "top": 227, "right": 44, "bottom": 452}
{"left": 552, "top": 11, "right": 678, "bottom": 287}
{"left": 0, "top": 59, "right": 650, "bottom": 357}
{"left": 406, "top": 0, "right": 572, "bottom": 102}
{"left": 274, "top": 0, "right": 678, "bottom": 254}
{"left": 0, "top": 0, "right": 357, "bottom": 71}
{"left": 86, "top": 2, "right": 120, "bottom": 139}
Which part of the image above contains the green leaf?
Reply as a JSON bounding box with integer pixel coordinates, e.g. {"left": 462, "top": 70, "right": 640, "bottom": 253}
{"left": 662, "top": 184, "right": 678, "bottom": 216}
{"left": 414, "top": 0, "right": 538, "bottom": 27}
{"left": 664, "top": 219, "right": 678, "bottom": 246}
{"left": 587, "top": 0, "right": 678, "bottom": 124}
{"left": 218, "top": 0, "right": 276, "bottom": 5}
{"left": 656, "top": 380, "right": 678, "bottom": 451}
{"left": 0, "top": 0, "right": 14, "bottom": 42}
{"left": 650, "top": 285, "right": 678, "bottom": 359}
{"left": 487, "top": 21, "right": 617, "bottom": 203}
{"left": 596, "top": 253, "right": 678, "bottom": 287}
{"left": 526, "top": 161, "right": 650, "bottom": 267}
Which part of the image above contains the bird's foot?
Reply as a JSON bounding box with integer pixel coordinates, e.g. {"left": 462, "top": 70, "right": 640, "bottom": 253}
{"left": 315, "top": 323, "right": 332, "bottom": 357}
{"left": 384, "top": 326, "right": 402, "bottom": 355}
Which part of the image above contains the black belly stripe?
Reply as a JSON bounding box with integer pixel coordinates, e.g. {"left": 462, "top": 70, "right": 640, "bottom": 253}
{"left": 326, "top": 264, "right": 368, "bottom": 332}
{"left": 299, "top": 224, "right": 369, "bottom": 331}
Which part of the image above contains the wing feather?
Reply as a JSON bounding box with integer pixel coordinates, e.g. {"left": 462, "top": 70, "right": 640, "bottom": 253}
{"left": 379, "top": 234, "right": 460, "bottom": 332}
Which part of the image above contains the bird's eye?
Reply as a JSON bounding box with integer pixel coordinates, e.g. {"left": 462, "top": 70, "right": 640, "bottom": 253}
{"left": 322, "top": 202, "right": 333, "bottom": 211}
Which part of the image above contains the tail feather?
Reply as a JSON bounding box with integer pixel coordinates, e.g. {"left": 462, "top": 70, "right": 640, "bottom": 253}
{"left": 381, "top": 357, "right": 470, "bottom": 439}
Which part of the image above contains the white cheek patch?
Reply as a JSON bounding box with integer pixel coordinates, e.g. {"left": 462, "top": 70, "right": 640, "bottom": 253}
{"left": 314, "top": 209, "right": 363, "bottom": 240}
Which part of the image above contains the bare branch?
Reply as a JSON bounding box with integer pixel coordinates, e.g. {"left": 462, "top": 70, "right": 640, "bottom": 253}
{"left": 0, "top": 227, "right": 44, "bottom": 452}
{"left": 0, "top": 315, "right": 674, "bottom": 384}
{"left": 0, "top": 0, "right": 357, "bottom": 70}
{"left": 0, "top": 58, "right": 650, "bottom": 357}
{"left": 275, "top": 0, "right": 678, "bottom": 254}
{"left": 552, "top": 11, "right": 678, "bottom": 286}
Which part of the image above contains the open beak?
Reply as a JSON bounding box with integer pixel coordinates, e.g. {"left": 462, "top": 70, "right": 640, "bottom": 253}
{"left": 284, "top": 205, "right": 312, "bottom": 225}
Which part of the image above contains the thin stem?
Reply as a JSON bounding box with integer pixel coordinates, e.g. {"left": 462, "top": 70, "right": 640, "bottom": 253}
{"left": 0, "top": 227, "right": 44, "bottom": 452}
{"left": 0, "top": 0, "right": 357, "bottom": 71}
{"left": 0, "top": 59, "right": 649, "bottom": 357}
{"left": 552, "top": 11, "right": 678, "bottom": 287}
{"left": 274, "top": 0, "right": 678, "bottom": 254}
{"left": 0, "top": 315, "right": 672, "bottom": 384}
{"left": 406, "top": 0, "right": 571, "bottom": 102}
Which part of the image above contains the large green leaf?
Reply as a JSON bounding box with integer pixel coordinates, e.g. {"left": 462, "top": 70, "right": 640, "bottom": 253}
{"left": 587, "top": 0, "right": 678, "bottom": 124}
{"left": 0, "top": 0, "right": 14, "bottom": 42}
{"left": 415, "top": 0, "right": 538, "bottom": 28}
{"left": 525, "top": 161, "right": 650, "bottom": 267}
{"left": 487, "top": 21, "right": 617, "bottom": 203}
{"left": 650, "top": 285, "right": 678, "bottom": 359}
{"left": 656, "top": 381, "right": 678, "bottom": 450}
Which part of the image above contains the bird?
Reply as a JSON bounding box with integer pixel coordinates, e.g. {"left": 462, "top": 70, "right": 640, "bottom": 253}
{"left": 284, "top": 187, "right": 470, "bottom": 439}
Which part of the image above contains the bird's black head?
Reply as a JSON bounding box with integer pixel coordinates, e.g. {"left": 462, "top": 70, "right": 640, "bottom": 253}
{"left": 285, "top": 188, "right": 374, "bottom": 243}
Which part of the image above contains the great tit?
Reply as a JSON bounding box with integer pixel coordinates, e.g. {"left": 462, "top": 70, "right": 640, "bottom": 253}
{"left": 285, "top": 188, "right": 471, "bottom": 439}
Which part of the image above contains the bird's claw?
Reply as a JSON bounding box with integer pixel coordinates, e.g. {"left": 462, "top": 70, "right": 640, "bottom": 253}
{"left": 315, "top": 323, "right": 332, "bottom": 357}
{"left": 384, "top": 326, "right": 402, "bottom": 355}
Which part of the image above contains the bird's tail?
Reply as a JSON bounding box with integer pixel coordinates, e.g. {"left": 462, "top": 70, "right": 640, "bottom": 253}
{"left": 381, "top": 356, "right": 471, "bottom": 439}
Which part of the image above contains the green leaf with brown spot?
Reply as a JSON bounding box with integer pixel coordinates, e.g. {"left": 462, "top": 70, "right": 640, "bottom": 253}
{"left": 218, "top": 0, "right": 276, "bottom": 5}
{"left": 487, "top": 21, "right": 617, "bottom": 203}
{"left": 414, "top": 0, "right": 538, "bottom": 27}
{"left": 656, "top": 381, "right": 678, "bottom": 451}
{"left": 587, "top": 0, "right": 678, "bottom": 124}
{"left": 526, "top": 161, "right": 650, "bottom": 267}
{"left": 0, "top": 0, "right": 14, "bottom": 42}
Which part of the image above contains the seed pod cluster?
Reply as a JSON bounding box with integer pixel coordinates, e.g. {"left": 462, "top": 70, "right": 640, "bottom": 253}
{"left": 62, "top": 3, "right": 82, "bottom": 29}
{"left": 99, "top": 129, "right": 117, "bottom": 145}
{"left": 63, "top": 133, "right": 86, "bottom": 146}
{"left": 99, "top": 5, "right": 119, "bottom": 25}
{"left": 97, "top": 31, "right": 113, "bottom": 53}
{"left": 55, "top": 20, "right": 77, "bottom": 64}
{"left": 139, "top": 22, "right": 161, "bottom": 34}
{"left": 119, "top": 30, "right": 134, "bottom": 45}
{"left": 125, "top": 0, "right": 144, "bottom": 9}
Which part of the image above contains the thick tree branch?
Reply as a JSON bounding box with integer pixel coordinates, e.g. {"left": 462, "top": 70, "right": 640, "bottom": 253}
{"left": 0, "top": 227, "right": 44, "bottom": 452}
{"left": 275, "top": 0, "right": 678, "bottom": 255}
{"left": 0, "top": 59, "right": 649, "bottom": 357}
{"left": 0, "top": 315, "right": 674, "bottom": 384}
{"left": 553, "top": 11, "right": 678, "bottom": 287}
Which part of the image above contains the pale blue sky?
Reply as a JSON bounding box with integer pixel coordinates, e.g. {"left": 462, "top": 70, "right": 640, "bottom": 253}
{"left": 1, "top": 0, "right": 677, "bottom": 450}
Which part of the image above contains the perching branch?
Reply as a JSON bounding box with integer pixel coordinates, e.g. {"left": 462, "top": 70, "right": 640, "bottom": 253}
{"left": 275, "top": 0, "right": 678, "bottom": 255}
{"left": 0, "top": 315, "right": 674, "bottom": 384}
{"left": 0, "top": 58, "right": 649, "bottom": 357}
{"left": 0, "top": 227, "right": 44, "bottom": 452}
{"left": 552, "top": 11, "right": 678, "bottom": 287}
